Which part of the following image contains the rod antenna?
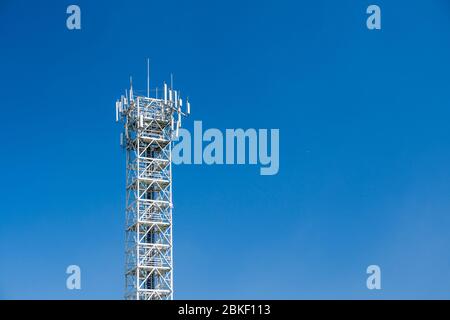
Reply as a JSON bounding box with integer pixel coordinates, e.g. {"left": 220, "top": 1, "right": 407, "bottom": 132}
{"left": 147, "top": 58, "right": 150, "bottom": 98}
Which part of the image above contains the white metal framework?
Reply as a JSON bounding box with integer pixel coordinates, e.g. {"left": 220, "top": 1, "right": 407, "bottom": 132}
{"left": 116, "top": 74, "right": 190, "bottom": 300}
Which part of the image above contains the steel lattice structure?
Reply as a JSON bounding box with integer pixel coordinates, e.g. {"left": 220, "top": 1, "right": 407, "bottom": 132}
{"left": 116, "top": 75, "right": 189, "bottom": 300}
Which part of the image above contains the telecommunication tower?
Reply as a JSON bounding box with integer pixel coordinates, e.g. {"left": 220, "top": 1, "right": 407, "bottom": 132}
{"left": 115, "top": 62, "right": 190, "bottom": 300}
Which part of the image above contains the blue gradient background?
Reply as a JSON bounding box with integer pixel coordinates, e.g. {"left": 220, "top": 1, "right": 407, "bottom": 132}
{"left": 1, "top": 0, "right": 450, "bottom": 299}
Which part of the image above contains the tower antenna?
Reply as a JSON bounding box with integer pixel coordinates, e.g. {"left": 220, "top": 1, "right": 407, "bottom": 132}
{"left": 147, "top": 58, "right": 150, "bottom": 98}
{"left": 115, "top": 67, "right": 191, "bottom": 300}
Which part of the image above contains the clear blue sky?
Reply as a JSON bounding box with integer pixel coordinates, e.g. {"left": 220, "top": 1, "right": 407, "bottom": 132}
{"left": 1, "top": 0, "right": 450, "bottom": 299}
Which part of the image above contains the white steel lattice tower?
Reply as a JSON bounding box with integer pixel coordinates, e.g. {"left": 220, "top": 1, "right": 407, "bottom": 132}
{"left": 115, "top": 72, "right": 190, "bottom": 300}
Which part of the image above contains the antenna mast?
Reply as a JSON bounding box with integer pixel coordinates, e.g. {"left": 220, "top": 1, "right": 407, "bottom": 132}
{"left": 147, "top": 58, "right": 150, "bottom": 98}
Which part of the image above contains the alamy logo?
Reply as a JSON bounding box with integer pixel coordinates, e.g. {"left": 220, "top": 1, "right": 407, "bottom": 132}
{"left": 173, "top": 121, "right": 279, "bottom": 176}
{"left": 66, "top": 265, "right": 81, "bottom": 290}
{"left": 66, "top": 5, "right": 81, "bottom": 30}
{"left": 366, "top": 5, "right": 381, "bottom": 30}
{"left": 366, "top": 265, "right": 381, "bottom": 290}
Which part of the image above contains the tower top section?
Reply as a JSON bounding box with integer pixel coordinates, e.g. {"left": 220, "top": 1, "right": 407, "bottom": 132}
{"left": 115, "top": 71, "right": 191, "bottom": 138}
